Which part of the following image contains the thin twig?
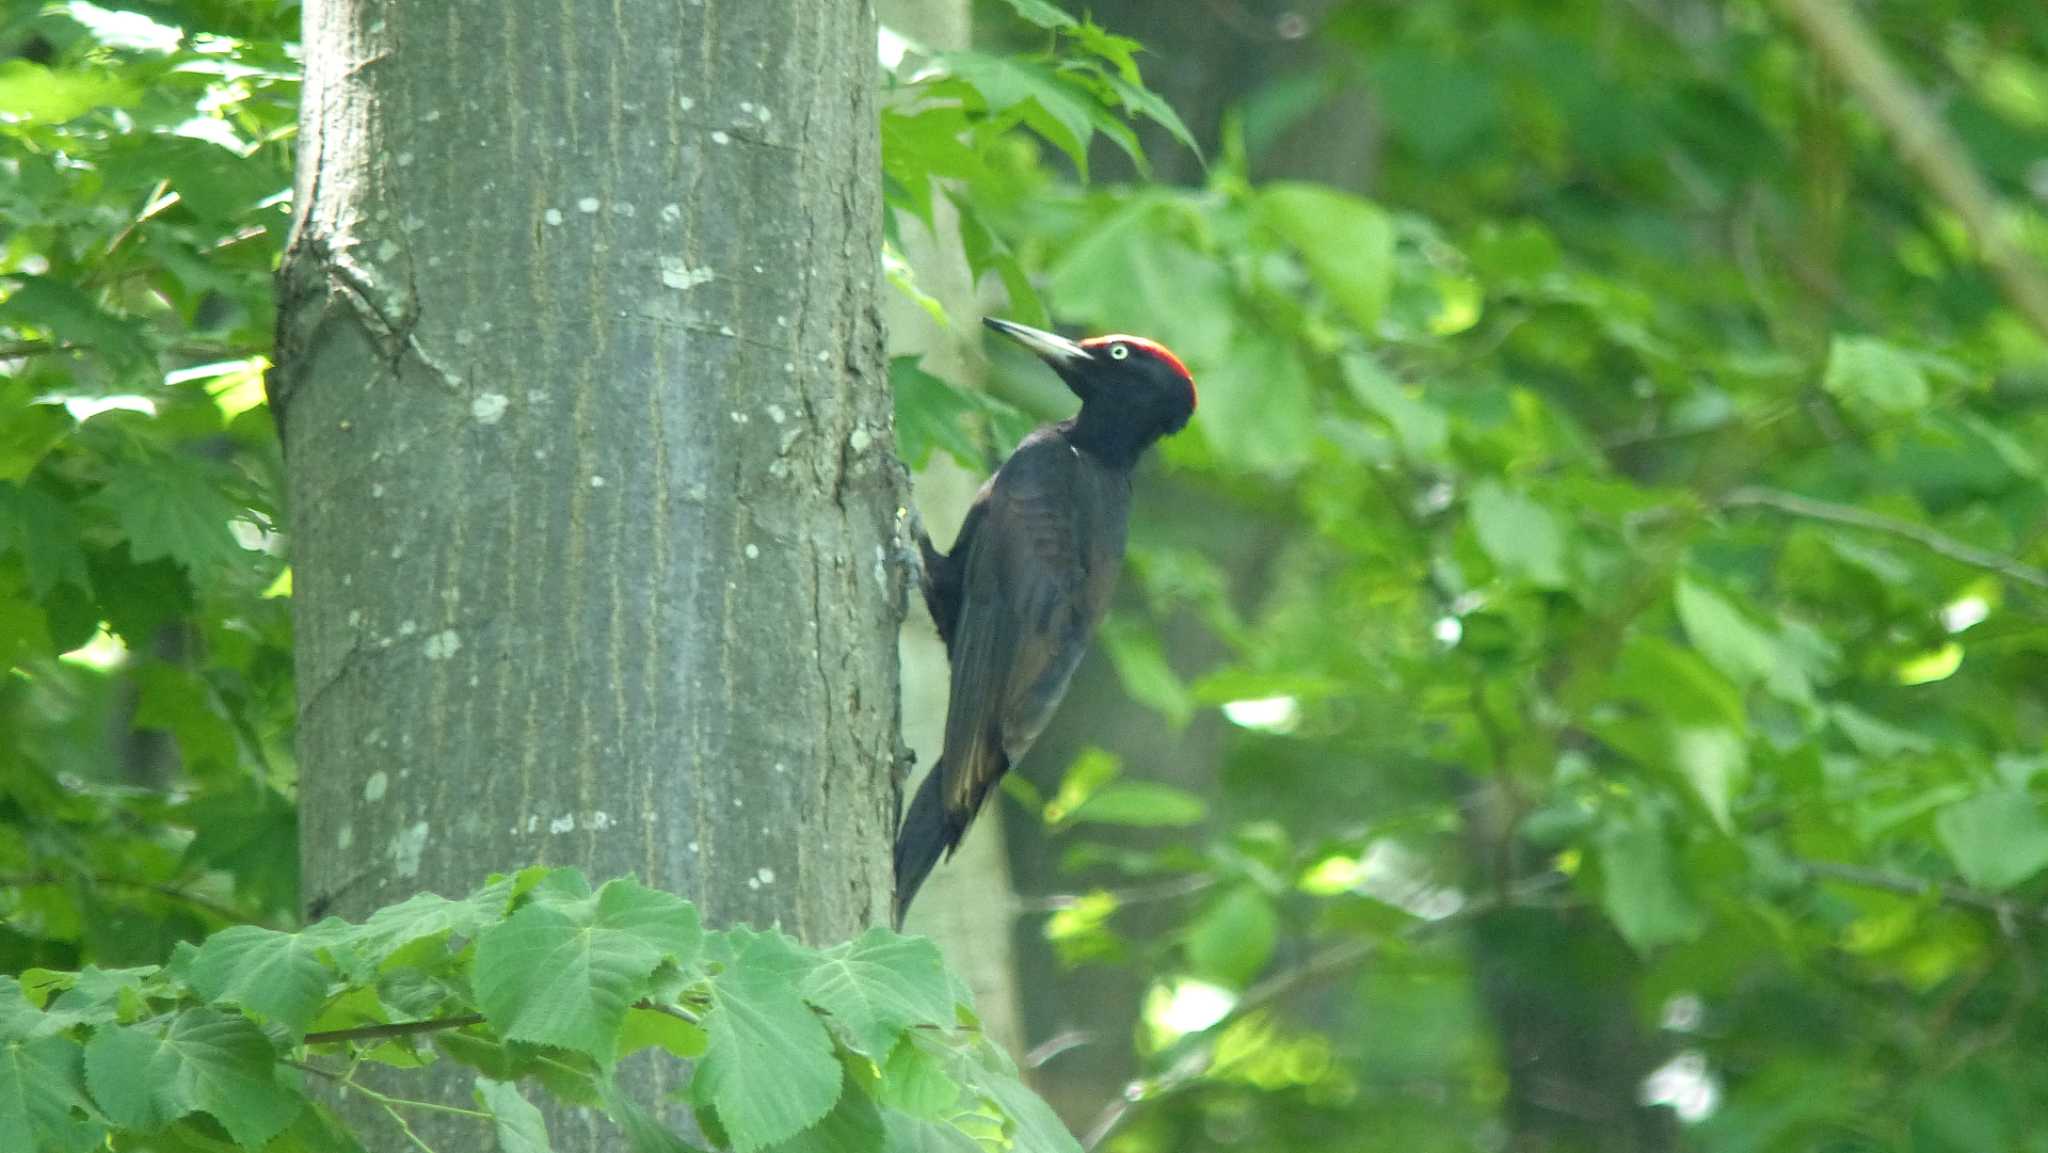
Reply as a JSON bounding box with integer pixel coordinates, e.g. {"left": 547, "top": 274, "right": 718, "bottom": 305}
{"left": 1798, "top": 858, "right": 2048, "bottom": 925}
{"left": 1770, "top": 0, "right": 2048, "bottom": 342}
{"left": 1011, "top": 873, "right": 1216, "bottom": 914}
{"left": 1722, "top": 486, "right": 2048, "bottom": 590}
{"left": 0, "top": 872, "right": 258, "bottom": 925}
{"left": 301, "top": 997, "right": 700, "bottom": 1047}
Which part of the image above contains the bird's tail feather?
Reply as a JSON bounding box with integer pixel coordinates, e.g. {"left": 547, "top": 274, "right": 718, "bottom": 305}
{"left": 892, "top": 764, "right": 955, "bottom": 930}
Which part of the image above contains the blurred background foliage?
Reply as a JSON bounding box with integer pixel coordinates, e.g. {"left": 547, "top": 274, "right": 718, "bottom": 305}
{"left": 7, "top": 0, "right": 2048, "bottom": 1151}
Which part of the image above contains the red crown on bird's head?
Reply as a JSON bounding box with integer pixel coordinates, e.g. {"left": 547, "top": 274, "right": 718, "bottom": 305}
{"left": 1079, "top": 334, "right": 1196, "bottom": 408}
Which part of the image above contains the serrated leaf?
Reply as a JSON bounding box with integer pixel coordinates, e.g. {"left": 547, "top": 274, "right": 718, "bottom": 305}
{"left": 473, "top": 879, "right": 703, "bottom": 1063}
{"left": 760, "top": 1069, "right": 883, "bottom": 1153}
{"left": 696, "top": 932, "right": 841, "bottom": 1153}
{"left": 1068, "top": 781, "right": 1206, "bottom": 827}
{"left": 0, "top": 1033, "right": 101, "bottom": 1153}
{"left": 475, "top": 1077, "right": 552, "bottom": 1153}
{"left": 1184, "top": 885, "right": 1278, "bottom": 986}
{"left": 83, "top": 1008, "right": 304, "bottom": 1147}
{"left": 95, "top": 457, "right": 249, "bottom": 577}
{"left": 938, "top": 53, "right": 1097, "bottom": 174}
{"left": 799, "top": 929, "right": 954, "bottom": 1060}
{"left": 1935, "top": 791, "right": 2048, "bottom": 892}
{"left": 1257, "top": 183, "right": 1395, "bottom": 332}
{"left": 611, "top": 1093, "right": 708, "bottom": 1153}
{"left": 1823, "top": 335, "right": 1929, "bottom": 415}
{"left": 189, "top": 925, "right": 335, "bottom": 1036}
{"left": 1470, "top": 482, "right": 1567, "bottom": 589}
{"left": 350, "top": 886, "right": 510, "bottom": 959}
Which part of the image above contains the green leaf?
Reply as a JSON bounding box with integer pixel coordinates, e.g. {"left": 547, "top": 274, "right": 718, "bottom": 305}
{"left": 1674, "top": 576, "right": 1809, "bottom": 703}
{"left": 696, "top": 931, "right": 842, "bottom": 1153}
{"left": 1046, "top": 199, "right": 1234, "bottom": 366}
{"left": 760, "top": 1067, "right": 884, "bottom": 1153}
{"left": 1341, "top": 355, "right": 1446, "bottom": 460}
{"left": 991, "top": 0, "right": 1078, "bottom": 29}
{"left": 350, "top": 884, "right": 513, "bottom": 959}
{"left": 799, "top": 929, "right": 955, "bottom": 1060}
{"left": 0, "top": 1033, "right": 102, "bottom": 1153}
{"left": 938, "top": 54, "right": 1097, "bottom": 175}
{"left": 0, "top": 60, "right": 137, "bottom": 122}
{"left": 1043, "top": 747, "right": 1119, "bottom": 825}
{"left": 1184, "top": 885, "right": 1279, "bottom": 986}
{"left": 83, "top": 1008, "right": 304, "bottom": 1147}
{"left": 1470, "top": 482, "right": 1567, "bottom": 589}
{"left": 473, "top": 878, "right": 703, "bottom": 1063}
{"left": 1069, "top": 781, "right": 1206, "bottom": 827}
{"left": 892, "top": 358, "right": 985, "bottom": 471}
{"left": 189, "top": 925, "right": 336, "bottom": 1037}
{"left": 0, "top": 483, "right": 89, "bottom": 595}
{"left": 611, "top": 1093, "right": 707, "bottom": 1153}
{"left": 0, "top": 401, "right": 72, "bottom": 484}
{"left": 618, "top": 1007, "right": 707, "bottom": 1061}
{"left": 1595, "top": 807, "right": 1703, "bottom": 951}
{"left": 1098, "top": 618, "right": 1194, "bottom": 726}
{"left": 1671, "top": 725, "right": 1747, "bottom": 833}
{"left": 1935, "top": 791, "right": 2048, "bottom": 892}
{"left": 1823, "top": 335, "right": 1929, "bottom": 415}
{"left": 877, "top": 1038, "right": 961, "bottom": 1120}
{"left": 1257, "top": 183, "right": 1395, "bottom": 332}
{"left": 96, "top": 457, "right": 249, "bottom": 577}
{"left": 0, "top": 276, "right": 151, "bottom": 367}
{"left": 1195, "top": 331, "right": 1314, "bottom": 479}
{"left": 133, "top": 663, "right": 238, "bottom": 775}
{"left": 475, "top": 1077, "right": 552, "bottom": 1153}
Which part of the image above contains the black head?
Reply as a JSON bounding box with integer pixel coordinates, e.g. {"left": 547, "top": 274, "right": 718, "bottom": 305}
{"left": 983, "top": 317, "right": 1196, "bottom": 461}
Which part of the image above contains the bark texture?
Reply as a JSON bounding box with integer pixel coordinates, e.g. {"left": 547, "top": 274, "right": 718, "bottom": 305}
{"left": 275, "top": 1, "right": 895, "bottom": 1143}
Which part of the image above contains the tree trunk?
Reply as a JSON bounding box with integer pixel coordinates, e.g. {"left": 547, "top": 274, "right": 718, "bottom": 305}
{"left": 273, "top": 1, "right": 896, "bottom": 1144}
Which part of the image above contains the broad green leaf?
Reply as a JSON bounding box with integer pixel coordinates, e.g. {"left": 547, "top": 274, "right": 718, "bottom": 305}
{"left": 473, "top": 879, "right": 702, "bottom": 1063}
{"left": 1823, "top": 335, "right": 1929, "bottom": 415}
{"left": 350, "top": 884, "right": 512, "bottom": 959}
{"left": 1046, "top": 200, "right": 1234, "bottom": 365}
{"left": 882, "top": 1113, "right": 985, "bottom": 1153}
{"left": 0, "top": 1033, "right": 101, "bottom": 1153}
{"left": 799, "top": 928, "right": 955, "bottom": 1060}
{"left": 611, "top": 1093, "right": 706, "bottom": 1153}
{"left": 1184, "top": 885, "right": 1279, "bottom": 986}
{"left": 937, "top": 53, "right": 1097, "bottom": 174}
{"left": 475, "top": 1077, "right": 552, "bottom": 1153}
{"left": 1195, "top": 331, "right": 1313, "bottom": 478}
{"left": 1341, "top": 355, "right": 1446, "bottom": 460}
{"left": 973, "top": 1063, "right": 1082, "bottom": 1153}
{"left": 1606, "top": 635, "right": 1745, "bottom": 731}
{"left": 1257, "top": 183, "right": 1395, "bottom": 332}
{"left": 133, "top": 663, "right": 237, "bottom": 775}
{"left": 696, "top": 930, "right": 840, "bottom": 1152}
{"left": 1674, "top": 576, "right": 1809, "bottom": 704}
{"left": 1099, "top": 618, "right": 1194, "bottom": 726}
{"left": 83, "top": 1008, "right": 303, "bottom": 1147}
{"left": 0, "top": 276, "right": 151, "bottom": 367}
{"left": 1069, "top": 781, "right": 1206, "bottom": 827}
{"left": 1470, "top": 482, "right": 1567, "bottom": 588}
{"left": 0, "top": 403, "right": 72, "bottom": 484}
{"left": 189, "top": 924, "right": 336, "bottom": 1036}
{"left": 1671, "top": 726, "right": 1747, "bottom": 833}
{"left": 618, "top": 1007, "right": 708, "bottom": 1061}
{"left": 1935, "top": 791, "right": 2048, "bottom": 891}
{"left": 95, "top": 457, "right": 249, "bottom": 577}
{"left": 760, "top": 1068, "right": 883, "bottom": 1153}
{"left": 878, "top": 1038, "right": 961, "bottom": 1120}
{"left": 0, "top": 483, "right": 89, "bottom": 595}
{"left": 892, "top": 358, "right": 984, "bottom": 471}
{"left": 0, "top": 60, "right": 137, "bottom": 121}
{"left": 1596, "top": 808, "right": 1703, "bottom": 951}
{"left": 1830, "top": 704, "right": 1933, "bottom": 759}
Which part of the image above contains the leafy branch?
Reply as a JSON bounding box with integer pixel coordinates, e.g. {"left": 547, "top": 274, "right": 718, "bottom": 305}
{"left": 1721, "top": 486, "right": 2048, "bottom": 591}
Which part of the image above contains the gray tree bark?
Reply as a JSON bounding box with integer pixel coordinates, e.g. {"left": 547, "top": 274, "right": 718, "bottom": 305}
{"left": 273, "top": 1, "right": 896, "bottom": 1145}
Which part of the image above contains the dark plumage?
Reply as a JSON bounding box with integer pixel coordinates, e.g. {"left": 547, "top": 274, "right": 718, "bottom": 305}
{"left": 893, "top": 317, "right": 1197, "bottom": 927}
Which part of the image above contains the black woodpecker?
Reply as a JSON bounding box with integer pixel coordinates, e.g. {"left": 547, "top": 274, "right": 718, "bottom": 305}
{"left": 893, "top": 317, "right": 1197, "bottom": 927}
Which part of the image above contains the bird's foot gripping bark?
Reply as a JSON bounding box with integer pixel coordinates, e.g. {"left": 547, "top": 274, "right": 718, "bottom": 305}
{"left": 893, "top": 503, "right": 931, "bottom": 595}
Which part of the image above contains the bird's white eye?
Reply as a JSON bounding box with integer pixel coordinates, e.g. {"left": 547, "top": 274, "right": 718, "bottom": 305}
{"left": 1108, "top": 343, "right": 1130, "bottom": 360}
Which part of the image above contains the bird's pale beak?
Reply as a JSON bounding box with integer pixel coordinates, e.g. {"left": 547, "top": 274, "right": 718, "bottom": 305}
{"left": 983, "top": 316, "right": 1087, "bottom": 368}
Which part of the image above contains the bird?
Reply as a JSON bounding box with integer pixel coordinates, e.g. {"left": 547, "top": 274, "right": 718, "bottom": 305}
{"left": 893, "top": 316, "right": 1197, "bottom": 928}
